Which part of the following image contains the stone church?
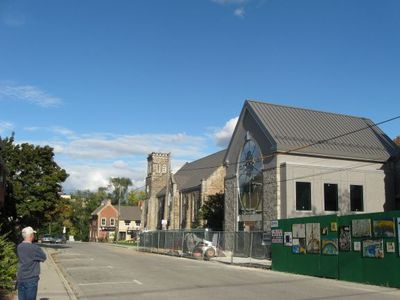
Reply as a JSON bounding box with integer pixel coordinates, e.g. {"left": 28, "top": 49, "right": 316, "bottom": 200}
{"left": 224, "top": 100, "right": 400, "bottom": 232}
{"left": 141, "top": 150, "right": 226, "bottom": 231}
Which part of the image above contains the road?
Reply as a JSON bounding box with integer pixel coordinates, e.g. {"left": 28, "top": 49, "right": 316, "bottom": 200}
{"left": 53, "top": 243, "right": 400, "bottom": 300}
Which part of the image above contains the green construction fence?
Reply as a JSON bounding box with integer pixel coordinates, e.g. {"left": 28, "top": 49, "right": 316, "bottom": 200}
{"left": 271, "top": 211, "right": 400, "bottom": 287}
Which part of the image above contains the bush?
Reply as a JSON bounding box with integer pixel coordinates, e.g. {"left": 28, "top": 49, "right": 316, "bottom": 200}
{"left": 0, "top": 231, "right": 17, "bottom": 293}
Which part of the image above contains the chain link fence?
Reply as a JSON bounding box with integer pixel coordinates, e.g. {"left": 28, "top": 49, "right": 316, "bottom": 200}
{"left": 138, "top": 230, "right": 271, "bottom": 267}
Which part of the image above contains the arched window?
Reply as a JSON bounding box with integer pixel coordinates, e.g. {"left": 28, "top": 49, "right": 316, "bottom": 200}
{"left": 237, "top": 135, "right": 263, "bottom": 214}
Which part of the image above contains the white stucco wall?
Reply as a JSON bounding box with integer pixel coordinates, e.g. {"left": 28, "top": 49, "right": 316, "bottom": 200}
{"left": 277, "top": 154, "right": 386, "bottom": 219}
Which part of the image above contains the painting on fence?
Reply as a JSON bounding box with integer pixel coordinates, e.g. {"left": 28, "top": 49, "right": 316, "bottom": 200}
{"left": 306, "top": 223, "right": 320, "bottom": 253}
{"left": 373, "top": 218, "right": 395, "bottom": 238}
{"left": 292, "top": 238, "right": 306, "bottom": 254}
{"left": 284, "top": 232, "right": 293, "bottom": 246}
{"left": 321, "top": 239, "right": 338, "bottom": 255}
{"left": 353, "top": 241, "right": 361, "bottom": 251}
{"left": 386, "top": 242, "right": 395, "bottom": 253}
{"left": 292, "top": 224, "right": 306, "bottom": 238}
{"left": 339, "top": 225, "right": 351, "bottom": 251}
{"left": 362, "top": 239, "right": 384, "bottom": 258}
{"left": 352, "top": 219, "right": 371, "bottom": 237}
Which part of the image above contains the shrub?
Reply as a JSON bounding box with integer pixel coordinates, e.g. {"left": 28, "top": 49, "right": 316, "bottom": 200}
{"left": 0, "top": 231, "right": 17, "bottom": 293}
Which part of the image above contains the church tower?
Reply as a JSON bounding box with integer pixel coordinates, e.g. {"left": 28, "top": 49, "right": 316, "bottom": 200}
{"left": 142, "top": 153, "right": 170, "bottom": 230}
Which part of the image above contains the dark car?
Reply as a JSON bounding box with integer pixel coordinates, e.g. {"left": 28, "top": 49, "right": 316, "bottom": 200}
{"left": 40, "top": 234, "right": 55, "bottom": 244}
{"left": 54, "top": 235, "right": 66, "bottom": 244}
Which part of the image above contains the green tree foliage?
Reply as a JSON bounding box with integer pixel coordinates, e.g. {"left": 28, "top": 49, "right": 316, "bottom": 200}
{"left": 0, "top": 135, "right": 68, "bottom": 235}
{"left": 109, "top": 177, "right": 132, "bottom": 205}
{"left": 0, "top": 230, "right": 17, "bottom": 293}
{"left": 200, "top": 193, "right": 224, "bottom": 231}
{"left": 67, "top": 188, "right": 108, "bottom": 241}
{"left": 127, "top": 190, "right": 146, "bottom": 206}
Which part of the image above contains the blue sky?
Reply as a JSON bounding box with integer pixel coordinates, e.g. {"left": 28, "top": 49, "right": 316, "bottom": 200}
{"left": 0, "top": 0, "right": 399, "bottom": 192}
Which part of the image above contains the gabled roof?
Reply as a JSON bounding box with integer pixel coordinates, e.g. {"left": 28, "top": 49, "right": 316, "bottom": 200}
{"left": 91, "top": 200, "right": 118, "bottom": 216}
{"left": 243, "top": 100, "right": 399, "bottom": 162}
{"left": 120, "top": 206, "right": 142, "bottom": 221}
{"left": 174, "top": 149, "right": 226, "bottom": 191}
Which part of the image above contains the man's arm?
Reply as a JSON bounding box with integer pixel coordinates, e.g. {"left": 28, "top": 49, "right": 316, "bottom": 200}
{"left": 34, "top": 246, "right": 47, "bottom": 262}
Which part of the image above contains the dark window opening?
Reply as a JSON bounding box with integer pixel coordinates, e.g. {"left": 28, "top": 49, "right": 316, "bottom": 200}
{"left": 324, "top": 183, "right": 338, "bottom": 211}
{"left": 350, "top": 185, "right": 363, "bottom": 211}
{"left": 296, "top": 182, "right": 311, "bottom": 211}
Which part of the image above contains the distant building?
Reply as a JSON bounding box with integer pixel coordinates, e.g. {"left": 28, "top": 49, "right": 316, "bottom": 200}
{"left": 142, "top": 150, "right": 226, "bottom": 231}
{"left": 224, "top": 100, "right": 400, "bottom": 232}
{"left": 118, "top": 206, "right": 142, "bottom": 241}
{"left": 89, "top": 200, "right": 142, "bottom": 241}
{"left": 89, "top": 200, "right": 118, "bottom": 242}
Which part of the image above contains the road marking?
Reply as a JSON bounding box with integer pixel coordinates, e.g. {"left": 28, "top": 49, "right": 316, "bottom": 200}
{"left": 79, "top": 279, "right": 143, "bottom": 286}
{"left": 133, "top": 280, "right": 143, "bottom": 285}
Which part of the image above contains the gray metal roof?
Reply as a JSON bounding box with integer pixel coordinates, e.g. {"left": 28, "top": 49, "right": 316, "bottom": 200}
{"left": 174, "top": 150, "right": 226, "bottom": 191}
{"left": 119, "top": 206, "right": 142, "bottom": 221}
{"left": 246, "top": 100, "right": 399, "bottom": 162}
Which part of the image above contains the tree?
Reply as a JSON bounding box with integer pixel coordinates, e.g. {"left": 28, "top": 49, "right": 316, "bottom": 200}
{"left": 109, "top": 177, "right": 132, "bottom": 205}
{"left": 200, "top": 193, "right": 224, "bottom": 231}
{"left": 127, "top": 190, "right": 146, "bottom": 206}
{"left": 0, "top": 135, "right": 68, "bottom": 234}
{"left": 394, "top": 136, "right": 400, "bottom": 146}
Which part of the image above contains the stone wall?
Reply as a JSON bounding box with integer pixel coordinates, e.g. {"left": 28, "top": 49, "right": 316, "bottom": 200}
{"left": 262, "top": 167, "right": 278, "bottom": 232}
{"left": 224, "top": 176, "right": 237, "bottom": 232}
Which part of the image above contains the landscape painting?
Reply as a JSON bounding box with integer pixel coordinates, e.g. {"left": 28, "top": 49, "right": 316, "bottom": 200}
{"left": 352, "top": 219, "right": 371, "bottom": 237}
{"left": 373, "top": 219, "right": 395, "bottom": 237}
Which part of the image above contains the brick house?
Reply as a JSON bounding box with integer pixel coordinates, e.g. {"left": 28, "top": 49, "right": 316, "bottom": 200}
{"left": 89, "top": 200, "right": 118, "bottom": 242}
{"left": 89, "top": 200, "right": 143, "bottom": 241}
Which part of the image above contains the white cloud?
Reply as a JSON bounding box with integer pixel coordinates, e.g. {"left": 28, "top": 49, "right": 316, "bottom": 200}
{"left": 0, "top": 121, "right": 14, "bottom": 134}
{"left": 0, "top": 82, "right": 62, "bottom": 107}
{"left": 234, "top": 7, "right": 245, "bottom": 18}
{"left": 18, "top": 129, "right": 209, "bottom": 192}
{"left": 213, "top": 116, "right": 239, "bottom": 147}
{"left": 61, "top": 163, "right": 146, "bottom": 192}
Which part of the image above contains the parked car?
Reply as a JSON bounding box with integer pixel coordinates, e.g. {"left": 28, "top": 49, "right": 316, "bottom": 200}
{"left": 39, "top": 234, "right": 55, "bottom": 244}
{"left": 54, "top": 235, "right": 66, "bottom": 244}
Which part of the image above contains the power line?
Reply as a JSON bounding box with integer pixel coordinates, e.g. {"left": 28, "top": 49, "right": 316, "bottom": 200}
{"left": 174, "top": 113, "right": 400, "bottom": 173}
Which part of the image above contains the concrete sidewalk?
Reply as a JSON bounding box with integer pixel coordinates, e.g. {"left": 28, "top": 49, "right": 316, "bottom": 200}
{"left": 37, "top": 247, "right": 76, "bottom": 300}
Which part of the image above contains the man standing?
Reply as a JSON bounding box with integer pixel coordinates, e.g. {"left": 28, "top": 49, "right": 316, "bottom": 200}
{"left": 17, "top": 226, "right": 47, "bottom": 300}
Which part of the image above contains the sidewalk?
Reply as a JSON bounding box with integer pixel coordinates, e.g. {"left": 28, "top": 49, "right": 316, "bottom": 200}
{"left": 37, "top": 247, "right": 76, "bottom": 300}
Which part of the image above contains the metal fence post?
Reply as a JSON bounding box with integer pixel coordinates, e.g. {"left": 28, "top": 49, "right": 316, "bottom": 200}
{"left": 249, "top": 232, "right": 253, "bottom": 264}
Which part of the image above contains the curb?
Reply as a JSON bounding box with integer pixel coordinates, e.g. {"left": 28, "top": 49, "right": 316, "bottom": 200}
{"left": 44, "top": 248, "right": 78, "bottom": 300}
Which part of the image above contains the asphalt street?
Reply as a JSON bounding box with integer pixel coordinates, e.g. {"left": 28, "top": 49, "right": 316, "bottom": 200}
{"left": 54, "top": 243, "right": 400, "bottom": 300}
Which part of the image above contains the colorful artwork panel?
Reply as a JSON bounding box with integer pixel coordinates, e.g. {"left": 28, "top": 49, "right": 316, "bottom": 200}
{"left": 292, "top": 238, "right": 306, "bottom": 254}
{"left": 362, "top": 239, "right": 384, "bottom": 258}
{"left": 321, "top": 239, "right": 338, "bottom": 255}
{"left": 373, "top": 219, "right": 395, "bottom": 237}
